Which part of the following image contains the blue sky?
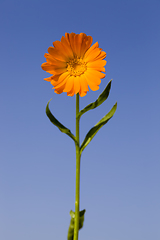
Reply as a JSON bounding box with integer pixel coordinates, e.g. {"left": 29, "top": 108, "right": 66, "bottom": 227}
{"left": 0, "top": 0, "right": 160, "bottom": 239}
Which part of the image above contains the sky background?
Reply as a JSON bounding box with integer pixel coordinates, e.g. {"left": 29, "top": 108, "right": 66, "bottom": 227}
{"left": 0, "top": 0, "right": 160, "bottom": 240}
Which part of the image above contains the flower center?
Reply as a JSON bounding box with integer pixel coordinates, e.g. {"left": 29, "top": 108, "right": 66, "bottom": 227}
{"left": 67, "top": 58, "right": 87, "bottom": 77}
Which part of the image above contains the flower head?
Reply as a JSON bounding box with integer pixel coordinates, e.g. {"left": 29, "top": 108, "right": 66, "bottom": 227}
{"left": 41, "top": 33, "right": 106, "bottom": 97}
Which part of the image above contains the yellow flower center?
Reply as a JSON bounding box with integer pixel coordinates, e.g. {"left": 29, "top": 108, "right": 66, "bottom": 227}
{"left": 67, "top": 58, "right": 87, "bottom": 77}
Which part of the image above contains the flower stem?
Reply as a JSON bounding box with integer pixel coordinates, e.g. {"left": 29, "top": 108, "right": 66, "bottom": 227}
{"left": 74, "top": 93, "right": 81, "bottom": 240}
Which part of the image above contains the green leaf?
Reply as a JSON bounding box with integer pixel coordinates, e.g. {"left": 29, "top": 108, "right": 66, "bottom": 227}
{"left": 80, "top": 102, "right": 117, "bottom": 154}
{"left": 46, "top": 99, "right": 77, "bottom": 144}
{"left": 67, "top": 209, "right": 86, "bottom": 240}
{"left": 78, "top": 80, "right": 112, "bottom": 118}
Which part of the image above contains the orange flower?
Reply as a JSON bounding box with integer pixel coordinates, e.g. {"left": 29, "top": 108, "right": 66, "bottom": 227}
{"left": 41, "top": 33, "right": 106, "bottom": 97}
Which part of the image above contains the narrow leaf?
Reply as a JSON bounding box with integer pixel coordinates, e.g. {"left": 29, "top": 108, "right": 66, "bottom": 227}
{"left": 46, "top": 99, "right": 77, "bottom": 144}
{"left": 78, "top": 80, "right": 112, "bottom": 118}
{"left": 67, "top": 209, "right": 86, "bottom": 240}
{"left": 80, "top": 102, "right": 117, "bottom": 154}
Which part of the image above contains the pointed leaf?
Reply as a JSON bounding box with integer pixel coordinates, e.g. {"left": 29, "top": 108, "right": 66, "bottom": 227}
{"left": 46, "top": 99, "right": 77, "bottom": 144}
{"left": 78, "top": 80, "right": 112, "bottom": 118}
{"left": 80, "top": 102, "right": 117, "bottom": 154}
{"left": 67, "top": 209, "right": 86, "bottom": 240}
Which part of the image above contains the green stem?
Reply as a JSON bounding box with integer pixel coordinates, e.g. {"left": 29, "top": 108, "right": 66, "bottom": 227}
{"left": 74, "top": 93, "right": 81, "bottom": 240}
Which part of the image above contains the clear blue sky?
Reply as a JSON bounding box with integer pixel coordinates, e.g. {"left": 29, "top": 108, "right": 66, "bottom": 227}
{"left": 0, "top": 0, "right": 160, "bottom": 239}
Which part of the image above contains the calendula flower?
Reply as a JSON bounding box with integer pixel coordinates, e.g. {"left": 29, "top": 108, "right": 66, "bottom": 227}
{"left": 41, "top": 33, "right": 106, "bottom": 97}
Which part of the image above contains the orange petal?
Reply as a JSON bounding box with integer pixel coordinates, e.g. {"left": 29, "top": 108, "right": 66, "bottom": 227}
{"left": 56, "top": 72, "right": 69, "bottom": 85}
{"left": 41, "top": 62, "right": 54, "bottom": 72}
{"left": 44, "top": 76, "right": 55, "bottom": 82}
{"left": 84, "top": 73, "right": 100, "bottom": 91}
{"left": 53, "top": 40, "right": 72, "bottom": 61}
{"left": 44, "top": 53, "right": 67, "bottom": 67}
{"left": 51, "top": 67, "right": 66, "bottom": 75}
{"left": 48, "top": 47, "right": 66, "bottom": 62}
{"left": 84, "top": 42, "right": 99, "bottom": 59}
{"left": 53, "top": 78, "right": 67, "bottom": 92}
{"left": 50, "top": 74, "right": 60, "bottom": 82}
{"left": 84, "top": 71, "right": 101, "bottom": 86}
{"left": 79, "top": 74, "right": 89, "bottom": 97}
{"left": 53, "top": 40, "right": 63, "bottom": 49}
{"left": 79, "top": 89, "right": 87, "bottom": 97}
{"left": 68, "top": 33, "right": 77, "bottom": 55}
{"left": 87, "top": 60, "right": 106, "bottom": 67}
{"left": 80, "top": 36, "right": 93, "bottom": 57}
{"left": 88, "top": 66, "right": 105, "bottom": 72}
{"left": 54, "top": 88, "right": 64, "bottom": 94}
{"left": 87, "top": 60, "right": 106, "bottom": 72}
{"left": 79, "top": 74, "right": 89, "bottom": 92}
{"left": 74, "top": 34, "right": 83, "bottom": 57}
{"left": 65, "top": 33, "right": 70, "bottom": 45}
{"left": 67, "top": 83, "right": 75, "bottom": 96}
{"left": 84, "top": 48, "right": 101, "bottom": 62}
{"left": 63, "top": 76, "right": 74, "bottom": 92}
{"left": 94, "top": 51, "right": 107, "bottom": 60}
{"left": 86, "top": 69, "right": 106, "bottom": 80}
{"left": 61, "top": 36, "right": 74, "bottom": 58}
{"left": 50, "top": 72, "right": 69, "bottom": 87}
{"left": 74, "top": 76, "right": 80, "bottom": 94}
{"left": 42, "top": 65, "right": 66, "bottom": 75}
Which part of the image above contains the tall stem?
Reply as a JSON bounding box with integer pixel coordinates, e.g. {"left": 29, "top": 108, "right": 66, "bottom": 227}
{"left": 74, "top": 93, "right": 80, "bottom": 240}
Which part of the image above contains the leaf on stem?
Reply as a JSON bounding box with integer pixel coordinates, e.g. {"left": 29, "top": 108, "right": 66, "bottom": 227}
{"left": 78, "top": 80, "right": 112, "bottom": 118}
{"left": 67, "top": 209, "right": 86, "bottom": 240}
{"left": 80, "top": 102, "right": 117, "bottom": 154}
{"left": 46, "top": 99, "right": 77, "bottom": 144}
